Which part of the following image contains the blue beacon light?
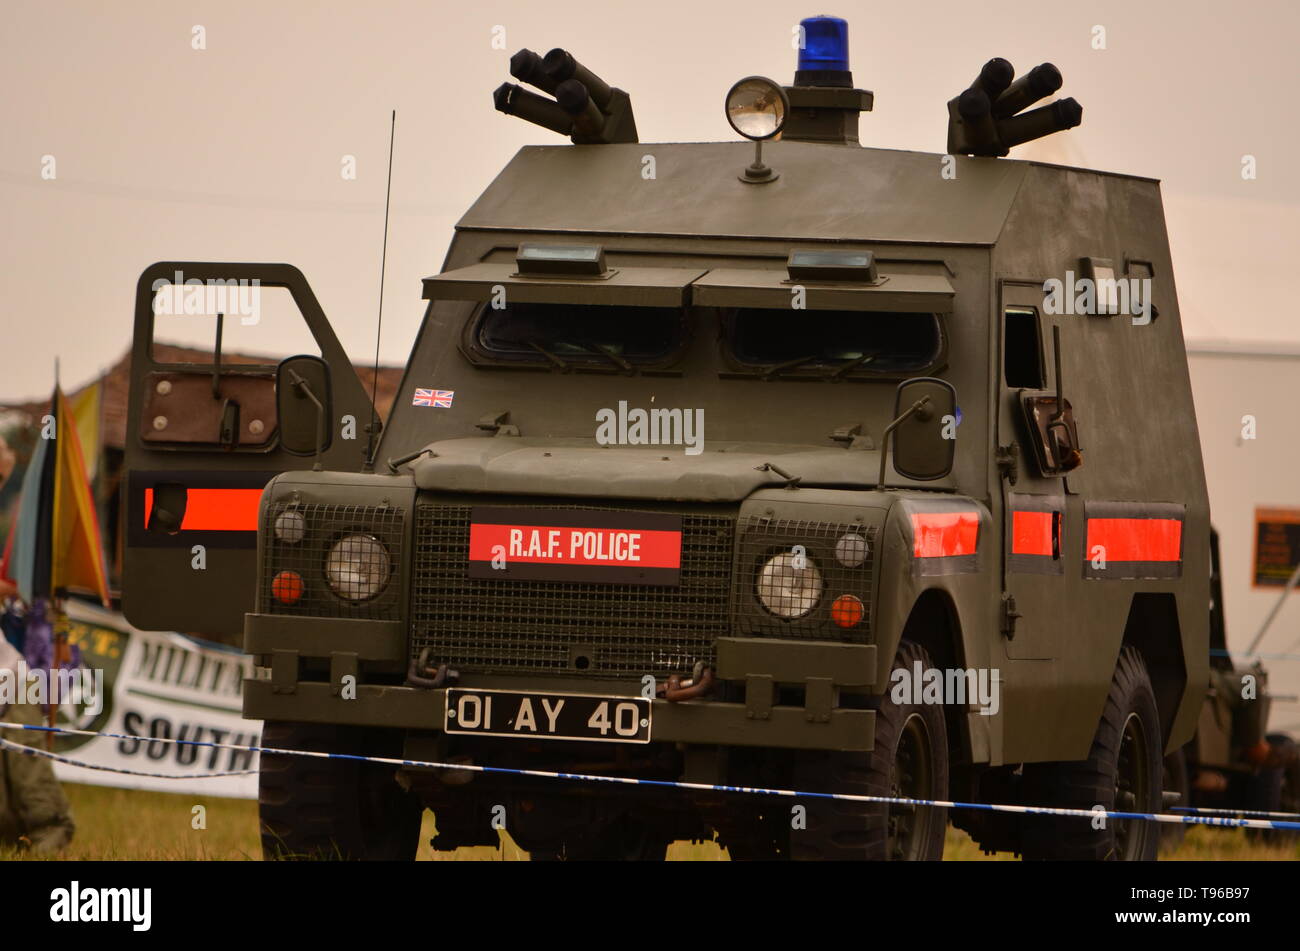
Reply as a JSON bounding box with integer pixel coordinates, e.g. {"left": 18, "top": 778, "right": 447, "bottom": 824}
{"left": 797, "top": 15, "right": 850, "bottom": 75}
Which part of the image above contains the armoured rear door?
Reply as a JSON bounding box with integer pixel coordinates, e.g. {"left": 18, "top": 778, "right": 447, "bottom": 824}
{"left": 121, "top": 262, "right": 376, "bottom": 637}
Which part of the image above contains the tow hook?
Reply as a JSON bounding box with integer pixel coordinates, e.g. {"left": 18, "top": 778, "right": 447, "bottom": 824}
{"left": 657, "top": 662, "right": 716, "bottom": 701}
{"left": 406, "top": 648, "right": 461, "bottom": 689}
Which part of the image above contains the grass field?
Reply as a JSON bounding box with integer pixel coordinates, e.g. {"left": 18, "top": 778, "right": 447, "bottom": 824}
{"left": 1, "top": 782, "right": 1296, "bottom": 860}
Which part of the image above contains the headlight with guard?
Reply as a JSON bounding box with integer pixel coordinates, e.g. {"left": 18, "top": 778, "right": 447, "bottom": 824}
{"left": 325, "top": 533, "right": 391, "bottom": 601}
{"left": 756, "top": 551, "right": 823, "bottom": 619}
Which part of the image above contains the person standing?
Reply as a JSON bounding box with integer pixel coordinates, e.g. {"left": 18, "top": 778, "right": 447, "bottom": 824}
{"left": 0, "top": 433, "right": 15, "bottom": 602}
{"left": 0, "top": 636, "right": 77, "bottom": 853}
{"left": 0, "top": 432, "right": 76, "bottom": 853}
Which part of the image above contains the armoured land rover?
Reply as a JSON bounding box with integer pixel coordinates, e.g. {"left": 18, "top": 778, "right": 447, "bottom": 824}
{"left": 121, "top": 17, "right": 1209, "bottom": 860}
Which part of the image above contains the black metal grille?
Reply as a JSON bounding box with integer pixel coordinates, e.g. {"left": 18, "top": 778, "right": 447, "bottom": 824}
{"left": 731, "top": 516, "right": 876, "bottom": 641}
{"left": 260, "top": 502, "right": 405, "bottom": 620}
{"left": 410, "top": 504, "right": 734, "bottom": 676}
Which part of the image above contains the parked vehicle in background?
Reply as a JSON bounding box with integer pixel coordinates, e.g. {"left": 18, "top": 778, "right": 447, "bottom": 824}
{"left": 1162, "top": 528, "right": 1299, "bottom": 852}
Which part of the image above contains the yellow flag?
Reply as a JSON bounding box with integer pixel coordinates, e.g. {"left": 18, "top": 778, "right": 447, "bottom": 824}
{"left": 69, "top": 381, "right": 102, "bottom": 482}
{"left": 51, "top": 386, "right": 110, "bottom": 606}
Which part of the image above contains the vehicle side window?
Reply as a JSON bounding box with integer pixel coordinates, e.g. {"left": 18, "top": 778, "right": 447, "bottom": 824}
{"left": 1004, "top": 307, "right": 1043, "bottom": 389}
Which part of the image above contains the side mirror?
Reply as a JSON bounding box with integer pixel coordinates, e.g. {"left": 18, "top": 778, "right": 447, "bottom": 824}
{"left": 886, "top": 377, "right": 957, "bottom": 483}
{"left": 277, "top": 355, "right": 333, "bottom": 456}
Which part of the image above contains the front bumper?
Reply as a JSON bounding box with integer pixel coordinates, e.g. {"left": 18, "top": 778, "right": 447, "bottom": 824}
{"left": 244, "top": 613, "right": 878, "bottom": 752}
{"left": 242, "top": 679, "right": 875, "bottom": 752}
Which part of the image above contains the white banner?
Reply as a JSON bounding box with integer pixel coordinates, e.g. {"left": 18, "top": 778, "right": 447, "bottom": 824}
{"left": 48, "top": 600, "right": 260, "bottom": 799}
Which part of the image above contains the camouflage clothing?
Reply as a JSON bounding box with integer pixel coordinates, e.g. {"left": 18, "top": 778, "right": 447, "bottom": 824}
{"left": 0, "top": 640, "right": 75, "bottom": 853}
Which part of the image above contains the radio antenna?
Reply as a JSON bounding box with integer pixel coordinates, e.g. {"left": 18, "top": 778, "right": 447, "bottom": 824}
{"left": 363, "top": 109, "right": 397, "bottom": 472}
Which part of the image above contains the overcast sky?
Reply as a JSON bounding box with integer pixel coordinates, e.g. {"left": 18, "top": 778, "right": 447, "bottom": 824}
{"left": 2, "top": 0, "right": 1297, "bottom": 400}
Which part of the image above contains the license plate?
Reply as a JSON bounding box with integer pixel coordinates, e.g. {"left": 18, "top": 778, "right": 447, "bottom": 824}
{"left": 444, "top": 688, "right": 652, "bottom": 744}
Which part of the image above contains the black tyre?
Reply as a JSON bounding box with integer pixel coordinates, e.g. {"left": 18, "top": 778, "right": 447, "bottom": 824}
{"left": 259, "top": 721, "right": 423, "bottom": 860}
{"left": 1022, "top": 647, "right": 1162, "bottom": 861}
{"left": 789, "top": 640, "right": 949, "bottom": 861}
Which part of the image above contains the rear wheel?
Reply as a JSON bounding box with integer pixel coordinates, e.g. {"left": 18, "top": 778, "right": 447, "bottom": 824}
{"left": 789, "top": 640, "right": 948, "bottom": 861}
{"left": 258, "top": 721, "right": 423, "bottom": 860}
{"left": 1022, "top": 647, "right": 1162, "bottom": 861}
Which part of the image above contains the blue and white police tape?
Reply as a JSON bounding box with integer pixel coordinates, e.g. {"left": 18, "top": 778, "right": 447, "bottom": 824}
{"left": 2, "top": 720, "right": 1298, "bottom": 832}
{"left": 1173, "top": 805, "right": 1300, "bottom": 820}
{"left": 0, "top": 734, "right": 256, "bottom": 780}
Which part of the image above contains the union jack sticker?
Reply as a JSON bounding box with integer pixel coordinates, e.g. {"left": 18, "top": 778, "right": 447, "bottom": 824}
{"left": 413, "top": 388, "right": 454, "bottom": 408}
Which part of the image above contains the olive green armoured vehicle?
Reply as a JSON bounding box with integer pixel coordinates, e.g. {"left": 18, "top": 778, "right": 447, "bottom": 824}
{"left": 120, "top": 17, "right": 1209, "bottom": 860}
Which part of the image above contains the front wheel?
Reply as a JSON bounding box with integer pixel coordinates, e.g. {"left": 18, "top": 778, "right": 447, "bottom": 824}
{"left": 258, "top": 721, "right": 423, "bottom": 860}
{"left": 790, "top": 640, "right": 949, "bottom": 861}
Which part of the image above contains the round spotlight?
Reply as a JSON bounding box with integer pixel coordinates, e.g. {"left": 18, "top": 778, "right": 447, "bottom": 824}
{"left": 725, "top": 76, "right": 789, "bottom": 141}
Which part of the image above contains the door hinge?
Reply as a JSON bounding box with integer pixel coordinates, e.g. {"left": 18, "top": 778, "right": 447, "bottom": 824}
{"left": 1000, "top": 593, "right": 1022, "bottom": 639}
{"left": 996, "top": 442, "right": 1019, "bottom": 486}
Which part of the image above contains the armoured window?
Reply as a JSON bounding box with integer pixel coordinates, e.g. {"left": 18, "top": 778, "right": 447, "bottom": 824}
{"left": 471, "top": 301, "right": 686, "bottom": 367}
{"left": 1004, "top": 308, "right": 1043, "bottom": 388}
{"left": 725, "top": 308, "right": 942, "bottom": 375}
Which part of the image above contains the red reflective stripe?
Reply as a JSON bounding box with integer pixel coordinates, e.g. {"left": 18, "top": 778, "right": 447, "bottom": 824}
{"left": 1086, "top": 518, "right": 1182, "bottom": 562}
{"left": 468, "top": 522, "right": 682, "bottom": 569}
{"left": 144, "top": 488, "right": 262, "bottom": 532}
{"left": 1012, "top": 511, "right": 1054, "bottom": 556}
{"left": 911, "top": 511, "right": 979, "bottom": 558}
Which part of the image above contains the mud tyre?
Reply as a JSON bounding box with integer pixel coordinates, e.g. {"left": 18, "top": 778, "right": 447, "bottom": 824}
{"left": 789, "top": 640, "right": 949, "bottom": 861}
{"left": 259, "top": 721, "right": 423, "bottom": 860}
